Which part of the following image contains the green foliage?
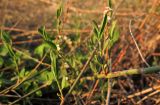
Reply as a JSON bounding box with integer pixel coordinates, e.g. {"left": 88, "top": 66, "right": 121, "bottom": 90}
{"left": 0, "top": 46, "right": 8, "bottom": 56}
{"left": 37, "top": 70, "right": 54, "bottom": 85}
{"left": 108, "top": 0, "right": 112, "bottom": 8}
{"left": 56, "top": 5, "right": 63, "bottom": 19}
{"left": 61, "top": 76, "right": 69, "bottom": 89}
{"left": 108, "top": 20, "right": 119, "bottom": 49}
{"left": 0, "top": 31, "right": 19, "bottom": 74}
{"left": 1, "top": 31, "right": 16, "bottom": 58}
{"left": 92, "top": 20, "right": 99, "bottom": 38}
{"left": 0, "top": 56, "right": 4, "bottom": 67}
{"left": 34, "top": 43, "right": 50, "bottom": 57}
{"left": 92, "top": 14, "right": 108, "bottom": 40}
{"left": 0, "top": 3, "right": 121, "bottom": 104}
{"left": 99, "top": 14, "right": 108, "bottom": 38}
{"left": 50, "top": 51, "right": 58, "bottom": 79}
{"left": 38, "top": 26, "right": 57, "bottom": 50}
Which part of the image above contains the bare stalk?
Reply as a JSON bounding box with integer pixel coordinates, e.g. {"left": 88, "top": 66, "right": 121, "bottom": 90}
{"left": 106, "top": 59, "right": 112, "bottom": 105}
{"left": 129, "top": 20, "right": 150, "bottom": 67}
{"left": 60, "top": 44, "right": 98, "bottom": 105}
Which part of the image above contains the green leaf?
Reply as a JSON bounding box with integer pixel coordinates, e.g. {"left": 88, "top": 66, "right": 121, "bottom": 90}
{"left": 108, "top": 0, "right": 112, "bottom": 8}
{"left": 39, "top": 71, "right": 48, "bottom": 82}
{"left": 99, "top": 14, "right": 107, "bottom": 39}
{"left": 61, "top": 76, "right": 69, "bottom": 89}
{"left": 0, "top": 46, "right": 8, "bottom": 56}
{"left": 19, "top": 68, "right": 26, "bottom": 78}
{"left": 32, "top": 82, "right": 42, "bottom": 97}
{"left": 34, "top": 43, "right": 50, "bottom": 57}
{"left": 50, "top": 51, "right": 58, "bottom": 79}
{"left": 1, "top": 31, "right": 16, "bottom": 59}
{"left": 23, "top": 81, "right": 31, "bottom": 92}
{"left": 94, "top": 55, "right": 103, "bottom": 66}
{"left": 56, "top": 5, "right": 62, "bottom": 18}
{"left": 112, "top": 27, "right": 119, "bottom": 42}
{"left": 46, "top": 41, "right": 57, "bottom": 50}
{"left": 0, "top": 56, "right": 4, "bottom": 67}
{"left": 38, "top": 26, "right": 48, "bottom": 40}
{"left": 36, "top": 90, "right": 42, "bottom": 97}
{"left": 1, "top": 31, "right": 11, "bottom": 44}
{"left": 38, "top": 26, "right": 45, "bottom": 35}
{"left": 108, "top": 21, "right": 120, "bottom": 49}
{"left": 110, "top": 21, "right": 117, "bottom": 38}
{"left": 90, "top": 62, "right": 97, "bottom": 73}
{"left": 47, "top": 71, "right": 54, "bottom": 85}
{"left": 38, "top": 26, "right": 57, "bottom": 50}
{"left": 92, "top": 20, "right": 99, "bottom": 38}
{"left": 39, "top": 70, "right": 54, "bottom": 84}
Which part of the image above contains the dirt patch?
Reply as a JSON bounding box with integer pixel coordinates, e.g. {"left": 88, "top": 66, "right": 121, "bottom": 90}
{"left": 0, "top": 0, "right": 57, "bottom": 29}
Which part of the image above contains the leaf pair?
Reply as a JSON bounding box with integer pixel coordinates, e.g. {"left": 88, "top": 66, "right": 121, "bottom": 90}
{"left": 108, "top": 21, "right": 119, "bottom": 49}
{"left": 1, "top": 31, "right": 16, "bottom": 59}
{"left": 93, "top": 14, "right": 108, "bottom": 40}
{"left": 38, "top": 26, "right": 57, "bottom": 50}
{"left": 34, "top": 43, "right": 50, "bottom": 57}
{"left": 56, "top": 5, "right": 62, "bottom": 19}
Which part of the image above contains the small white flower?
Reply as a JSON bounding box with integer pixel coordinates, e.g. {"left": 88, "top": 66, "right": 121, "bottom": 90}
{"left": 56, "top": 44, "right": 61, "bottom": 51}
{"left": 58, "top": 35, "right": 62, "bottom": 39}
{"left": 67, "top": 39, "right": 72, "bottom": 45}
{"left": 107, "top": 16, "right": 111, "bottom": 22}
{"left": 65, "top": 77, "right": 68, "bottom": 80}
{"left": 64, "top": 62, "right": 69, "bottom": 68}
{"left": 63, "top": 36, "right": 67, "bottom": 40}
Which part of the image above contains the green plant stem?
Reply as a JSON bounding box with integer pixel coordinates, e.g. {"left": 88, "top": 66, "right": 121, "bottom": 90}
{"left": 106, "top": 59, "right": 112, "bottom": 105}
{"left": 79, "top": 66, "right": 160, "bottom": 81}
{"left": 60, "top": 44, "right": 98, "bottom": 105}
{"left": 97, "top": 66, "right": 160, "bottom": 78}
{"left": 50, "top": 50, "right": 64, "bottom": 99}
{"left": 54, "top": 73, "right": 64, "bottom": 99}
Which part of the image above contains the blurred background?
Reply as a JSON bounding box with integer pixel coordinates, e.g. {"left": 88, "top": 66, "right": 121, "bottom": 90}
{"left": 1, "top": 0, "right": 159, "bottom": 68}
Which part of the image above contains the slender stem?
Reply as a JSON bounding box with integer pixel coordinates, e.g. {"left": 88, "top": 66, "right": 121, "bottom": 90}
{"left": 60, "top": 44, "right": 98, "bottom": 105}
{"left": 129, "top": 20, "right": 150, "bottom": 67}
{"left": 80, "top": 66, "right": 160, "bottom": 80}
{"left": 97, "top": 66, "right": 160, "bottom": 79}
{"left": 106, "top": 59, "right": 112, "bottom": 105}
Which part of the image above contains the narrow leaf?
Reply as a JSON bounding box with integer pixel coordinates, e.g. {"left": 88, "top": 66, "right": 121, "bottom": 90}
{"left": 61, "top": 76, "right": 69, "bottom": 89}
{"left": 99, "top": 14, "right": 107, "bottom": 38}
{"left": 108, "top": 0, "right": 112, "bottom": 8}
{"left": 92, "top": 20, "right": 99, "bottom": 38}
{"left": 56, "top": 5, "right": 62, "bottom": 18}
{"left": 46, "top": 41, "right": 57, "bottom": 50}
{"left": 110, "top": 20, "right": 117, "bottom": 38}
{"left": 50, "top": 51, "right": 58, "bottom": 79}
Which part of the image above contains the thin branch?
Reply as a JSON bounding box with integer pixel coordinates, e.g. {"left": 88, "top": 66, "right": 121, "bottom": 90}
{"left": 129, "top": 20, "right": 150, "bottom": 67}
{"left": 137, "top": 89, "right": 160, "bottom": 104}
{"left": 124, "top": 85, "right": 160, "bottom": 100}
{"left": 97, "top": 66, "right": 160, "bottom": 79}
{"left": 79, "top": 66, "right": 160, "bottom": 80}
{"left": 106, "top": 59, "right": 112, "bottom": 105}
{"left": 60, "top": 44, "right": 98, "bottom": 105}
